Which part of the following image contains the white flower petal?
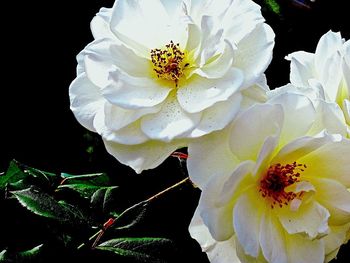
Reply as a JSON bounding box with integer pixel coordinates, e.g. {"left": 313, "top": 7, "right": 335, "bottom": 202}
{"left": 196, "top": 40, "right": 235, "bottom": 79}
{"left": 104, "top": 102, "right": 161, "bottom": 131}
{"left": 103, "top": 139, "right": 182, "bottom": 174}
{"left": 218, "top": 160, "right": 255, "bottom": 206}
{"left": 285, "top": 180, "right": 316, "bottom": 195}
{"left": 268, "top": 92, "right": 316, "bottom": 144}
{"left": 109, "top": 44, "right": 151, "bottom": 77}
{"left": 233, "top": 23, "right": 275, "bottom": 88}
{"left": 234, "top": 192, "right": 263, "bottom": 257}
{"left": 186, "top": 0, "right": 234, "bottom": 21}
{"left": 91, "top": 7, "right": 115, "bottom": 40}
{"left": 196, "top": 161, "right": 255, "bottom": 242}
{"left": 240, "top": 75, "right": 269, "bottom": 109}
{"left": 299, "top": 137, "right": 350, "bottom": 186}
{"left": 259, "top": 211, "right": 288, "bottom": 263}
{"left": 253, "top": 135, "right": 279, "bottom": 177}
{"left": 324, "top": 223, "right": 350, "bottom": 262}
{"left": 315, "top": 31, "right": 343, "bottom": 80}
{"left": 272, "top": 133, "right": 333, "bottom": 165}
{"left": 342, "top": 41, "right": 350, "bottom": 96}
{"left": 189, "top": 207, "right": 216, "bottom": 252}
{"left": 189, "top": 93, "right": 242, "bottom": 138}
{"left": 223, "top": 0, "right": 265, "bottom": 43}
{"left": 83, "top": 39, "right": 151, "bottom": 89}
{"left": 278, "top": 201, "right": 329, "bottom": 239}
{"left": 322, "top": 53, "right": 343, "bottom": 102}
{"left": 102, "top": 68, "right": 171, "bottom": 109}
{"left": 268, "top": 84, "right": 325, "bottom": 102}
{"left": 177, "top": 68, "right": 243, "bottom": 113}
{"left": 308, "top": 100, "right": 347, "bottom": 136}
{"left": 94, "top": 110, "right": 148, "bottom": 145}
{"left": 189, "top": 208, "right": 241, "bottom": 263}
{"left": 311, "top": 178, "right": 350, "bottom": 225}
{"left": 199, "top": 173, "right": 235, "bottom": 241}
{"left": 185, "top": 22, "right": 201, "bottom": 55}
{"left": 110, "top": 0, "right": 186, "bottom": 49}
{"left": 286, "top": 51, "right": 315, "bottom": 88}
{"left": 343, "top": 99, "right": 350, "bottom": 125}
{"left": 229, "top": 104, "right": 283, "bottom": 161}
{"left": 285, "top": 233, "right": 324, "bottom": 263}
{"left": 159, "top": 0, "right": 185, "bottom": 16}
{"left": 83, "top": 38, "right": 116, "bottom": 88}
{"left": 69, "top": 73, "right": 104, "bottom": 131}
{"left": 197, "top": 15, "right": 224, "bottom": 66}
{"left": 236, "top": 236, "right": 268, "bottom": 263}
{"left": 141, "top": 95, "right": 201, "bottom": 142}
{"left": 187, "top": 126, "right": 238, "bottom": 188}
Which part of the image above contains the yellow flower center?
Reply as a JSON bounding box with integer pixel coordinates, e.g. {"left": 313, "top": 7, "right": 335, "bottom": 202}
{"left": 151, "top": 41, "right": 190, "bottom": 87}
{"left": 259, "top": 162, "right": 307, "bottom": 209}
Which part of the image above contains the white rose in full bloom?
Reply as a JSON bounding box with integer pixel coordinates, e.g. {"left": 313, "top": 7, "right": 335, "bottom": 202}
{"left": 286, "top": 31, "right": 350, "bottom": 136}
{"left": 69, "top": 0, "right": 274, "bottom": 173}
{"left": 188, "top": 91, "right": 350, "bottom": 263}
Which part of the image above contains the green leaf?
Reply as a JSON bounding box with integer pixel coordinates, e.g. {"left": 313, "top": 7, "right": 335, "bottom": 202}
{"left": 112, "top": 201, "right": 149, "bottom": 230}
{"left": 264, "top": 0, "right": 281, "bottom": 15}
{"left": 57, "top": 184, "right": 103, "bottom": 199}
{"left": 91, "top": 186, "right": 119, "bottom": 213}
{"left": 0, "top": 250, "right": 6, "bottom": 261}
{"left": 60, "top": 172, "right": 109, "bottom": 186}
{"left": 96, "top": 237, "right": 174, "bottom": 263}
{"left": 11, "top": 187, "right": 90, "bottom": 225}
{"left": 0, "top": 160, "right": 57, "bottom": 191}
{"left": 0, "top": 160, "right": 27, "bottom": 190}
{"left": 0, "top": 244, "right": 43, "bottom": 262}
{"left": 18, "top": 244, "right": 43, "bottom": 259}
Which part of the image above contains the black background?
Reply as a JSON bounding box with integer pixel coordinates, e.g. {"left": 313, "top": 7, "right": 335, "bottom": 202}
{"left": 0, "top": 0, "right": 349, "bottom": 262}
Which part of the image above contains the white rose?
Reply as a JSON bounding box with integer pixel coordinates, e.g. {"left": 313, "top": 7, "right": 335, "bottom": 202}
{"left": 69, "top": 0, "right": 274, "bottom": 173}
{"left": 286, "top": 30, "right": 350, "bottom": 136}
{"left": 188, "top": 91, "right": 350, "bottom": 263}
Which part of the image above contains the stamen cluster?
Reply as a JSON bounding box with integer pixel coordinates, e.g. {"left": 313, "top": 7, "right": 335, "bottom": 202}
{"left": 151, "top": 41, "right": 186, "bottom": 86}
{"left": 259, "top": 162, "right": 307, "bottom": 208}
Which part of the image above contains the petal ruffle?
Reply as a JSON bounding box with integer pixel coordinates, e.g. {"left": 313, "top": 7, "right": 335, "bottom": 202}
{"left": 234, "top": 192, "right": 263, "bottom": 257}
{"left": 69, "top": 73, "right": 104, "bottom": 131}
{"left": 189, "top": 208, "right": 241, "bottom": 263}
{"left": 91, "top": 7, "right": 115, "bottom": 40}
{"left": 94, "top": 111, "right": 148, "bottom": 145}
{"left": 177, "top": 68, "right": 243, "bottom": 113}
{"left": 104, "top": 102, "right": 161, "bottom": 131}
{"left": 299, "top": 137, "right": 350, "bottom": 186}
{"left": 195, "top": 40, "right": 235, "bottom": 79}
{"left": 314, "top": 31, "right": 343, "bottom": 82}
{"left": 229, "top": 103, "right": 283, "bottom": 161}
{"left": 259, "top": 211, "right": 288, "bottom": 263}
{"left": 311, "top": 178, "right": 350, "bottom": 225}
{"left": 110, "top": 0, "right": 186, "bottom": 49}
{"left": 233, "top": 23, "right": 275, "bottom": 88}
{"left": 102, "top": 68, "right": 171, "bottom": 109}
{"left": 223, "top": 0, "right": 265, "bottom": 43}
{"left": 278, "top": 201, "right": 329, "bottom": 239}
{"left": 103, "top": 139, "right": 183, "bottom": 174}
{"left": 267, "top": 92, "right": 316, "bottom": 144}
{"left": 324, "top": 223, "right": 350, "bottom": 262}
{"left": 286, "top": 51, "right": 315, "bottom": 88}
{"left": 140, "top": 95, "right": 201, "bottom": 142}
{"left": 189, "top": 93, "right": 242, "bottom": 138}
{"left": 285, "top": 232, "right": 324, "bottom": 263}
{"left": 187, "top": 126, "right": 238, "bottom": 188}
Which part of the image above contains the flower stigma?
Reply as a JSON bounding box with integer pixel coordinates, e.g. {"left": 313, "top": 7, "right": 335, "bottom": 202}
{"left": 259, "top": 162, "right": 307, "bottom": 209}
{"left": 151, "top": 41, "right": 190, "bottom": 87}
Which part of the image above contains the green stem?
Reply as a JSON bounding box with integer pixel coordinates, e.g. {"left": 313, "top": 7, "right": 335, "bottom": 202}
{"left": 77, "top": 177, "right": 190, "bottom": 250}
